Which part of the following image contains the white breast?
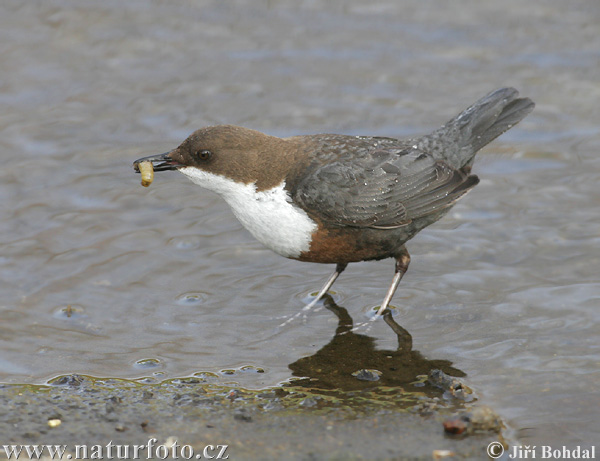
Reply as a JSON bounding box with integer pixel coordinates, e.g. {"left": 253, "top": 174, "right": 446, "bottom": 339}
{"left": 179, "top": 167, "right": 317, "bottom": 258}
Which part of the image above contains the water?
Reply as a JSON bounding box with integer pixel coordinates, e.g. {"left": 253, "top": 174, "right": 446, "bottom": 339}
{"left": 1, "top": 0, "right": 599, "bottom": 449}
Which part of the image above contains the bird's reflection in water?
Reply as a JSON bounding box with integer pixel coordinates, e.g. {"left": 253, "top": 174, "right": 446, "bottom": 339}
{"left": 287, "top": 295, "right": 464, "bottom": 397}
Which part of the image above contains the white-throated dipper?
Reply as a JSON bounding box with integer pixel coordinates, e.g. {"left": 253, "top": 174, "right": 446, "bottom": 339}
{"left": 133, "top": 88, "right": 534, "bottom": 320}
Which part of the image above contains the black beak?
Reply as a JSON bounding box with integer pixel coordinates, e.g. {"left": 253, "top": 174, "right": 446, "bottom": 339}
{"left": 133, "top": 152, "right": 179, "bottom": 173}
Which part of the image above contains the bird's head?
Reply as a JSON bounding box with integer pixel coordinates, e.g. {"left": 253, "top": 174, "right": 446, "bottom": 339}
{"left": 133, "top": 125, "right": 291, "bottom": 191}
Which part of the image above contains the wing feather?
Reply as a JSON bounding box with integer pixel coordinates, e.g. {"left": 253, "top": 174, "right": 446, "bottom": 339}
{"left": 293, "top": 146, "right": 477, "bottom": 229}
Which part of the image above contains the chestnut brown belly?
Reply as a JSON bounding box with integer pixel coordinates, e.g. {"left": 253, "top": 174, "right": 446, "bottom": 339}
{"left": 296, "top": 225, "right": 412, "bottom": 264}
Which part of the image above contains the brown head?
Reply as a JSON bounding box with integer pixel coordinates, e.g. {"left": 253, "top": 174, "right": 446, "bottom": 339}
{"left": 134, "top": 125, "right": 300, "bottom": 191}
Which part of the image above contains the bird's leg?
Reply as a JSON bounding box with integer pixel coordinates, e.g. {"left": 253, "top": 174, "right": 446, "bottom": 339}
{"left": 279, "top": 262, "right": 347, "bottom": 327}
{"left": 303, "top": 262, "right": 347, "bottom": 312}
{"left": 373, "top": 247, "right": 411, "bottom": 320}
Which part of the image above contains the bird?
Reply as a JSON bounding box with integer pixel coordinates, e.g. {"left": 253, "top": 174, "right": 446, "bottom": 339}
{"left": 133, "top": 87, "right": 534, "bottom": 321}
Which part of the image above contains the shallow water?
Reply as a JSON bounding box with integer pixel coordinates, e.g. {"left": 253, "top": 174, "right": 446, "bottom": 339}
{"left": 1, "top": 0, "right": 599, "bottom": 450}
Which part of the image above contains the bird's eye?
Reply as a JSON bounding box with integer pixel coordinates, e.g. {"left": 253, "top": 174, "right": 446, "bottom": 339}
{"left": 194, "top": 149, "right": 212, "bottom": 161}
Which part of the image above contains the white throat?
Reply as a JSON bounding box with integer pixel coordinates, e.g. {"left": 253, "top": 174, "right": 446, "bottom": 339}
{"left": 178, "top": 167, "right": 317, "bottom": 258}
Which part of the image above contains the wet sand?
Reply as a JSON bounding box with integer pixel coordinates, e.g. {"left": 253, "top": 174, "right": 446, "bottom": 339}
{"left": 1, "top": 301, "right": 507, "bottom": 459}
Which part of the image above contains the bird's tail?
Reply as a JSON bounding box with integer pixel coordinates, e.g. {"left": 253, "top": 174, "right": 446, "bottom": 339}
{"left": 420, "top": 88, "right": 535, "bottom": 169}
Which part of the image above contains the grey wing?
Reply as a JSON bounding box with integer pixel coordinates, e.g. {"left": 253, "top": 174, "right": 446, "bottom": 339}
{"left": 293, "top": 148, "right": 479, "bottom": 228}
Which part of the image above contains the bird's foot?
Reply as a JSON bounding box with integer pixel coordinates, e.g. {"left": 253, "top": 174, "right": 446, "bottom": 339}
{"left": 276, "top": 294, "right": 326, "bottom": 328}
{"left": 349, "top": 306, "right": 391, "bottom": 334}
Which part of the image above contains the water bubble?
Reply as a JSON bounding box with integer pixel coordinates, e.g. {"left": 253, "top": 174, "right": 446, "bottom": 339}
{"left": 176, "top": 292, "right": 207, "bottom": 306}
{"left": 193, "top": 371, "right": 219, "bottom": 380}
{"left": 168, "top": 236, "right": 202, "bottom": 250}
{"left": 352, "top": 369, "right": 382, "bottom": 381}
{"left": 239, "top": 365, "right": 265, "bottom": 374}
{"left": 52, "top": 304, "right": 86, "bottom": 320}
{"left": 134, "top": 358, "right": 162, "bottom": 369}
